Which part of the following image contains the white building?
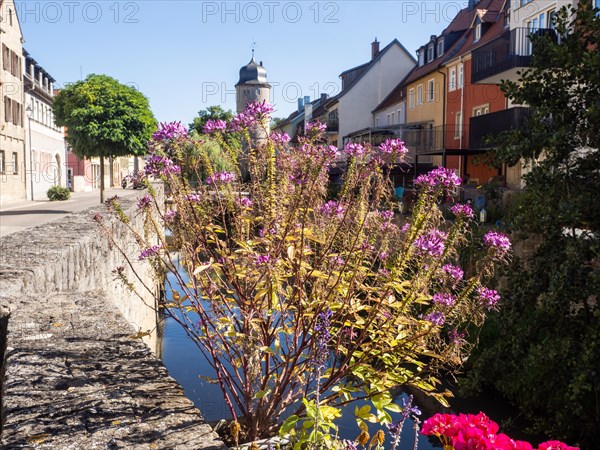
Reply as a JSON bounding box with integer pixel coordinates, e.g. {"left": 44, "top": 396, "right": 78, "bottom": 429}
{"left": 23, "top": 50, "right": 66, "bottom": 200}
{"left": 337, "top": 39, "right": 416, "bottom": 147}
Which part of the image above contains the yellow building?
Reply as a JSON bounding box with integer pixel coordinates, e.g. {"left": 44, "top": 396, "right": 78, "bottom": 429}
{"left": 0, "top": 0, "right": 26, "bottom": 205}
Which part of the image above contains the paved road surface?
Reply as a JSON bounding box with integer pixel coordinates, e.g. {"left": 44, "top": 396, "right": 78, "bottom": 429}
{"left": 0, "top": 188, "right": 142, "bottom": 238}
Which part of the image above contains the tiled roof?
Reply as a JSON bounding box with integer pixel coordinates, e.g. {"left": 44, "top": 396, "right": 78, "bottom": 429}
{"left": 403, "top": 0, "right": 504, "bottom": 85}
{"left": 338, "top": 39, "right": 416, "bottom": 97}
{"left": 443, "top": 0, "right": 506, "bottom": 64}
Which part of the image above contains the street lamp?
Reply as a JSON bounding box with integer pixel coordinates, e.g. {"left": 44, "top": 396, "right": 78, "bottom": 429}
{"left": 25, "top": 104, "right": 33, "bottom": 201}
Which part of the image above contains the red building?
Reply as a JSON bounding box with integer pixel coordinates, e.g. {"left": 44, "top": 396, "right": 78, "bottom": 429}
{"left": 442, "top": 0, "right": 508, "bottom": 186}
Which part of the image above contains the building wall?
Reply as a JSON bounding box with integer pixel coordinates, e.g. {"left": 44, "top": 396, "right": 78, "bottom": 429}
{"left": 25, "top": 91, "right": 66, "bottom": 200}
{"left": 373, "top": 101, "right": 406, "bottom": 128}
{"left": 405, "top": 71, "right": 445, "bottom": 126}
{"left": 235, "top": 83, "right": 270, "bottom": 113}
{"left": 0, "top": 0, "right": 26, "bottom": 205}
{"left": 510, "top": 0, "right": 574, "bottom": 29}
{"left": 444, "top": 55, "right": 506, "bottom": 183}
{"left": 66, "top": 151, "right": 93, "bottom": 192}
{"left": 338, "top": 44, "right": 415, "bottom": 145}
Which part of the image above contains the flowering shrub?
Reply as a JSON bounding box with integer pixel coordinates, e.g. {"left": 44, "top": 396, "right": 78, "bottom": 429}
{"left": 422, "top": 412, "right": 579, "bottom": 450}
{"left": 100, "top": 101, "right": 512, "bottom": 446}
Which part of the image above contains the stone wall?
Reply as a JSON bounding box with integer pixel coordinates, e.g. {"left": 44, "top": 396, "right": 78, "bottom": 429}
{"left": 0, "top": 189, "right": 226, "bottom": 449}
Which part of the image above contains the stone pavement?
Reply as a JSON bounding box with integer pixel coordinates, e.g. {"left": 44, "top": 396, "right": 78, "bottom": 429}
{"left": 0, "top": 193, "right": 227, "bottom": 450}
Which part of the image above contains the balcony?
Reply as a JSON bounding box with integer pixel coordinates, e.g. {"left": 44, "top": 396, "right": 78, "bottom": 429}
{"left": 325, "top": 118, "right": 339, "bottom": 133}
{"left": 471, "top": 27, "right": 556, "bottom": 84}
{"left": 469, "top": 107, "right": 530, "bottom": 150}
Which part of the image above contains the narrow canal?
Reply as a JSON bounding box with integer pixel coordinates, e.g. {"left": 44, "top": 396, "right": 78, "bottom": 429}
{"left": 159, "top": 262, "right": 439, "bottom": 449}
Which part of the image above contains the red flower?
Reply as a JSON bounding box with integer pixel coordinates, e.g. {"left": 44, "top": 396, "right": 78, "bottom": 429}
{"left": 421, "top": 413, "right": 460, "bottom": 437}
{"left": 537, "top": 441, "right": 580, "bottom": 450}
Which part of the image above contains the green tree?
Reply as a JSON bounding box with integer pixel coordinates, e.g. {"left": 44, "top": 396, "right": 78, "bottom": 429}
{"left": 53, "top": 74, "right": 156, "bottom": 203}
{"left": 464, "top": 3, "right": 600, "bottom": 447}
{"left": 189, "top": 105, "right": 233, "bottom": 134}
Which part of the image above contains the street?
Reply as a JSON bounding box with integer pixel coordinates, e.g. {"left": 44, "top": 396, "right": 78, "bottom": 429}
{"left": 0, "top": 188, "right": 142, "bottom": 238}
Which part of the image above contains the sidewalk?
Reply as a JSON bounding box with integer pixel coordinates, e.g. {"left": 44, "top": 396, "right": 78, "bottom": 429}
{"left": 0, "top": 188, "right": 142, "bottom": 238}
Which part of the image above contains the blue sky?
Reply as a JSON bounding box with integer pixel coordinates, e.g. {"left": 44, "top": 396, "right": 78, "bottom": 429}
{"left": 17, "top": 1, "right": 463, "bottom": 123}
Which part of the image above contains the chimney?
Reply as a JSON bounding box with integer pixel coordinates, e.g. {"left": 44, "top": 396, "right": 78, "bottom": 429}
{"left": 304, "top": 95, "right": 310, "bottom": 106}
{"left": 468, "top": 0, "right": 476, "bottom": 9}
{"left": 371, "top": 38, "right": 380, "bottom": 60}
{"left": 320, "top": 93, "right": 328, "bottom": 102}
{"left": 298, "top": 98, "right": 304, "bottom": 111}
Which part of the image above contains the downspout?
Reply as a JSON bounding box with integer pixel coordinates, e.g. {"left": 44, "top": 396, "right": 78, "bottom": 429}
{"left": 459, "top": 55, "right": 465, "bottom": 153}
{"left": 437, "top": 63, "right": 447, "bottom": 168}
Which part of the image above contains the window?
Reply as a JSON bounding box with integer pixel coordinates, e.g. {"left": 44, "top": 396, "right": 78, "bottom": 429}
{"left": 416, "top": 84, "right": 423, "bottom": 106}
{"left": 397, "top": 110, "right": 402, "bottom": 124}
{"left": 473, "top": 105, "right": 490, "bottom": 116}
{"left": 375, "top": 118, "right": 379, "bottom": 126}
{"left": 12, "top": 152, "right": 18, "bottom": 174}
{"left": 455, "top": 112, "right": 462, "bottom": 139}
{"left": 427, "top": 79, "right": 435, "bottom": 102}
{"left": 449, "top": 67, "right": 457, "bottom": 91}
{"left": 0, "top": 151, "right": 5, "bottom": 173}
{"left": 418, "top": 49, "right": 424, "bottom": 67}
{"left": 549, "top": 10, "right": 557, "bottom": 29}
{"left": 428, "top": 43, "right": 434, "bottom": 63}
{"left": 458, "top": 64, "right": 464, "bottom": 89}
{"left": 474, "top": 23, "right": 482, "bottom": 42}
{"left": 596, "top": 0, "right": 600, "bottom": 17}
{"left": 409, "top": 88, "right": 415, "bottom": 109}
{"left": 437, "top": 39, "right": 444, "bottom": 57}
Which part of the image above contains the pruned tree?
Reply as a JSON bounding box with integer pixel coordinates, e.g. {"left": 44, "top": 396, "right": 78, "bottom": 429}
{"left": 53, "top": 74, "right": 156, "bottom": 202}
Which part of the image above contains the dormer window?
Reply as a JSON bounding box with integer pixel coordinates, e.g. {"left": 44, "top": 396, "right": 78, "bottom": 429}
{"left": 427, "top": 43, "right": 434, "bottom": 62}
{"left": 437, "top": 39, "right": 444, "bottom": 57}
{"left": 418, "top": 49, "right": 424, "bottom": 67}
{"left": 474, "top": 23, "right": 482, "bottom": 42}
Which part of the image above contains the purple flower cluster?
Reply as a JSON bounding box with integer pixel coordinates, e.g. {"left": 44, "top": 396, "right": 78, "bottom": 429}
{"left": 415, "top": 167, "right": 462, "bottom": 190}
{"left": 152, "top": 121, "right": 188, "bottom": 142}
{"left": 320, "top": 200, "right": 346, "bottom": 218}
{"left": 478, "top": 287, "right": 501, "bottom": 310}
{"left": 448, "top": 328, "right": 466, "bottom": 344}
{"left": 185, "top": 193, "right": 202, "bottom": 203}
{"left": 163, "top": 210, "right": 178, "bottom": 223}
{"left": 378, "top": 138, "right": 408, "bottom": 155}
{"left": 206, "top": 171, "right": 235, "bottom": 185}
{"left": 254, "top": 254, "right": 271, "bottom": 265}
{"left": 380, "top": 210, "right": 394, "bottom": 221}
{"left": 343, "top": 142, "right": 366, "bottom": 158}
{"left": 330, "top": 256, "right": 345, "bottom": 266}
{"left": 138, "top": 244, "right": 162, "bottom": 261}
{"left": 414, "top": 229, "right": 447, "bottom": 257}
{"left": 270, "top": 131, "right": 291, "bottom": 145}
{"left": 238, "top": 197, "right": 253, "bottom": 208}
{"left": 450, "top": 203, "right": 474, "bottom": 218}
{"left": 423, "top": 311, "right": 445, "bottom": 326}
{"left": 203, "top": 119, "right": 227, "bottom": 134}
{"left": 306, "top": 121, "right": 327, "bottom": 135}
{"left": 229, "top": 113, "right": 256, "bottom": 131}
{"left": 433, "top": 293, "right": 457, "bottom": 307}
{"left": 483, "top": 231, "right": 511, "bottom": 256}
{"left": 313, "top": 308, "right": 333, "bottom": 368}
{"left": 137, "top": 194, "right": 153, "bottom": 210}
{"left": 244, "top": 100, "right": 274, "bottom": 120}
{"left": 442, "top": 264, "right": 464, "bottom": 281}
{"left": 145, "top": 154, "right": 181, "bottom": 177}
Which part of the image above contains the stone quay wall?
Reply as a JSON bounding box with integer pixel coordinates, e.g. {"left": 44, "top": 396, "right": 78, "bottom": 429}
{"left": 0, "top": 189, "right": 226, "bottom": 449}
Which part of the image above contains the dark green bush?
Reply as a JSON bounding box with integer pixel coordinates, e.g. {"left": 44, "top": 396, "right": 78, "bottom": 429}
{"left": 47, "top": 185, "right": 71, "bottom": 201}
